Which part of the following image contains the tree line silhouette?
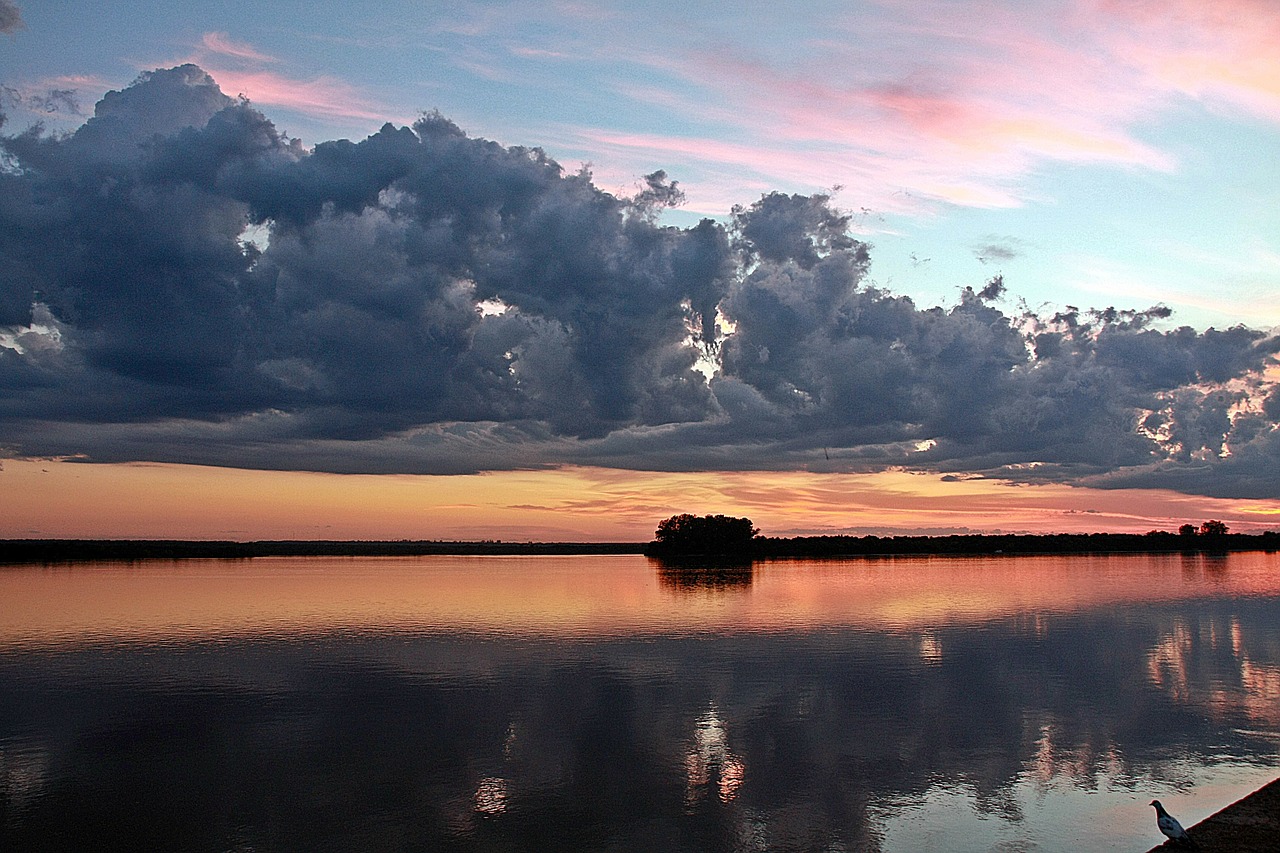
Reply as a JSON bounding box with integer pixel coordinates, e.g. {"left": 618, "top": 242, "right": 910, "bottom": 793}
{"left": 644, "top": 515, "right": 1277, "bottom": 558}
{"left": 2, "top": 517, "right": 1272, "bottom": 564}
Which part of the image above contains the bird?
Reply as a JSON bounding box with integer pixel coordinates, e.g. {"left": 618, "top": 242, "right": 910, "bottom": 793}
{"left": 1150, "top": 800, "right": 1197, "bottom": 848}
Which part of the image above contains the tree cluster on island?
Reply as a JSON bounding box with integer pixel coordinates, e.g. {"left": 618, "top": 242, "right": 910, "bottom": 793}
{"left": 646, "top": 513, "right": 760, "bottom": 557}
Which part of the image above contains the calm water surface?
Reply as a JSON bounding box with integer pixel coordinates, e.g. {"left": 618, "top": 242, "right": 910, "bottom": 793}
{"left": 2, "top": 553, "right": 1279, "bottom": 852}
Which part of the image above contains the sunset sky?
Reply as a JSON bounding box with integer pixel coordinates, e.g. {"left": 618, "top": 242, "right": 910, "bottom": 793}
{"left": 2, "top": 0, "right": 1279, "bottom": 540}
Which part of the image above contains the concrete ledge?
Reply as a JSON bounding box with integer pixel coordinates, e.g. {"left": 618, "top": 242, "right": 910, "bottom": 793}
{"left": 1144, "top": 776, "right": 1280, "bottom": 851}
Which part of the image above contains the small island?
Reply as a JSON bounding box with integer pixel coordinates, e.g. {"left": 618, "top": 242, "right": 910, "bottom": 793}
{"left": 644, "top": 513, "right": 760, "bottom": 557}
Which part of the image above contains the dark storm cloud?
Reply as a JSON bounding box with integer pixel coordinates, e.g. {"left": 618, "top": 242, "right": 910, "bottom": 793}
{"left": 1, "top": 66, "right": 1278, "bottom": 497}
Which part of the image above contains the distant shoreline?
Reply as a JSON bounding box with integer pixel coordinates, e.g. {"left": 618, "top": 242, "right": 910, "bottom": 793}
{"left": 0, "top": 539, "right": 647, "bottom": 563}
{"left": 2, "top": 531, "right": 1278, "bottom": 564}
{"left": 728, "top": 530, "right": 1280, "bottom": 560}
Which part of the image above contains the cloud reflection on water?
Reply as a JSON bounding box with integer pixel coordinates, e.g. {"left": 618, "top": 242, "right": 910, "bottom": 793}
{"left": 0, "top": 555, "right": 1278, "bottom": 851}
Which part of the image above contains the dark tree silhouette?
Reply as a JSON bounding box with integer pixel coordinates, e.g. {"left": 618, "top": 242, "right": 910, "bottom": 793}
{"left": 1200, "top": 519, "right": 1229, "bottom": 536}
{"left": 1178, "top": 523, "right": 1198, "bottom": 537}
{"left": 647, "top": 514, "right": 759, "bottom": 556}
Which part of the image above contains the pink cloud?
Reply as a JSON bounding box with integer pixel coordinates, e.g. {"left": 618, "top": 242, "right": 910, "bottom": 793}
{"left": 576, "top": 126, "right": 1023, "bottom": 214}
{"left": 1097, "top": 0, "right": 1280, "bottom": 121}
{"left": 709, "top": 49, "right": 1170, "bottom": 168}
{"left": 205, "top": 68, "right": 397, "bottom": 125}
{"left": 566, "top": 0, "right": 1280, "bottom": 213}
{"left": 654, "top": 6, "right": 1179, "bottom": 206}
{"left": 200, "top": 31, "right": 278, "bottom": 64}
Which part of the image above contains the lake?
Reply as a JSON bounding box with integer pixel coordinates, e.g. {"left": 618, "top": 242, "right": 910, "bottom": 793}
{"left": 2, "top": 552, "right": 1279, "bottom": 852}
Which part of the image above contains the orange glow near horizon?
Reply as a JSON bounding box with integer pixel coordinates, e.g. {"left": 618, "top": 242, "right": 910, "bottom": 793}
{"left": 2, "top": 458, "right": 1279, "bottom": 542}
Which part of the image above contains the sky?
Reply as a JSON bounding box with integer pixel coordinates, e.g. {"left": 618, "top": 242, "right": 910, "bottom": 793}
{"left": 1, "top": 0, "right": 1279, "bottom": 540}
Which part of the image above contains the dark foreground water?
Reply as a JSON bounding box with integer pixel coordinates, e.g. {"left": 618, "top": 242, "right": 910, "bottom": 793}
{"left": 2, "top": 553, "right": 1279, "bottom": 852}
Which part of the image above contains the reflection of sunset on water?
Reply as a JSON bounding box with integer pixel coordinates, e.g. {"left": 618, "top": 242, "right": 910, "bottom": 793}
{"left": 473, "top": 777, "right": 508, "bottom": 816}
{"left": 1147, "top": 614, "right": 1280, "bottom": 728}
{"left": 918, "top": 632, "right": 942, "bottom": 664}
{"left": 4, "top": 553, "right": 1280, "bottom": 648}
{"left": 685, "top": 707, "right": 745, "bottom": 808}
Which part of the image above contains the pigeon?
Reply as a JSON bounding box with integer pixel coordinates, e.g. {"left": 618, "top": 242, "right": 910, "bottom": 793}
{"left": 1150, "top": 800, "right": 1197, "bottom": 848}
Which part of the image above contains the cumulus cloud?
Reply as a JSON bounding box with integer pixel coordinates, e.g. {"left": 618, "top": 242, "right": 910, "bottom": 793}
{"left": 1, "top": 67, "right": 1277, "bottom": 498}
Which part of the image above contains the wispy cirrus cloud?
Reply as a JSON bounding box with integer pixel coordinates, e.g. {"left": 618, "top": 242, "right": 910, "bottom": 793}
{"left": 204, "top": 68, "right": 395, "bottom": 124}
{"left": 1098, "top": 0, "right": 1280, "bottom": 121}
{"left": 488, "top": 0, "right": 1278, "bottom": 214}
{"left": 200, "top": 31, "right": 279, "bottom": 64}
{"left": 624, "top": 1, "right": 1179, "bottom": 211}
{"left": 575, "top": 124, "right": 1041, "bottom": 214}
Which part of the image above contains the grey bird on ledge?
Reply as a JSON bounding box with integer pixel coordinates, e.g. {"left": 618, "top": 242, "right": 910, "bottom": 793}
{"left": 1151, "top": 800, "right": 1197, "bottom": 848}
